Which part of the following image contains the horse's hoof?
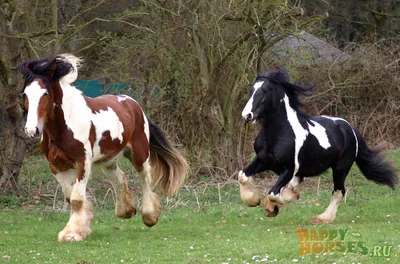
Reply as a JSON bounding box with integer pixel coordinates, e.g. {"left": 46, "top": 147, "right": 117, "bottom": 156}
{"left": 141, "top": 192, "right": 162, "bottom": 227}
{"left": 238, "top": 171, "right": 261, "bottom": 207}
{"left": 311, "top": 215, "right": 332, "bottom": 224}
{"left": 262, "top": 196, "right": 283, "bottom": 217}
{"left": 58, "top": 230, "right": 88, "bottom": 242}
{"left": 116, "top": 206, "right": 137, "bottom": 219}
{"left": 264, "top": 207, "right": 279, "bottom": 217}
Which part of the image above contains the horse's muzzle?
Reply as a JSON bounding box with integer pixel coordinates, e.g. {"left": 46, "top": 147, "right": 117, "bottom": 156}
{"left": 24, "top": 126, "right": 41, "bottom": 138}
{"left": 243, "top": 113, "right": 255, "bottom": 124}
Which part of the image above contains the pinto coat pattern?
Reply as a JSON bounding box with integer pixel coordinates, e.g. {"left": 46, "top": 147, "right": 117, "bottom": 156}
{"left": 239, "top": 68, "right": 398, "bottom": 223}
{"left": 20, "top": 54, "right": 188, "bottom": 242}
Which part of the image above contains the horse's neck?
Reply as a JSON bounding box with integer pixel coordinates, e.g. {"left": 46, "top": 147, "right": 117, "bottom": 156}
{"left": 45, "top": 81, "right": 86, "bottom": 140}
{"left": 260, "top": 97, "right": 306, "bottom": 133}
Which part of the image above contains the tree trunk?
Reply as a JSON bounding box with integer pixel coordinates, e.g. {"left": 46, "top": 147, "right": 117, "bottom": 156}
{"left": 0, "top": 1, "right": 31, "bottom": 193}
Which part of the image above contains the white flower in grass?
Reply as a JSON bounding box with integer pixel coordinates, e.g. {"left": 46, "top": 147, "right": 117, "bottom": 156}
{"left": 189, "top": 246, "right": 194, "bottom": 249}
{"left": 292, "top": 259, "right": 299, "bottom": 262}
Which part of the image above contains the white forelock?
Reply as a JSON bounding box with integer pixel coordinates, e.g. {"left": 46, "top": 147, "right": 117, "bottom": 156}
{"left": 58, "top": 54, "right": 83, "bottom": 84}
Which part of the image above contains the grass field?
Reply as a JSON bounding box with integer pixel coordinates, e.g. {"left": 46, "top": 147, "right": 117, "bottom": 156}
{"left": 1, "top": 153, "right": 400, "bottom": 263}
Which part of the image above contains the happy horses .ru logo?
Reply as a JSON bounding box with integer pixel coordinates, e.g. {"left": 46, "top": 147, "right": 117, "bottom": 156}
{"left": 296, "top": 228, "right": 393, "bottom": 257}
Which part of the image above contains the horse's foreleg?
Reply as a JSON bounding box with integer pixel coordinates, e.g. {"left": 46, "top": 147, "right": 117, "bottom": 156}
{"left": 263, "top": 169, "right": 299, "bottom": 217}
{"left": 267, "top": 169, "right": 299, "bottom": 204}
{"left": 58, "top": 160, "right": 94, "bottom": 242}
{"left": 54, "top": 169, "right": 76, "bottom": 204}
{"left": 139, "top": 158, "right": 162, "bottom": 227}
{"left": 103, "top": 162, "right": 136, "bottom": 219}
{"left": 281, "top": 176, "right": 303, "bottom": 201}
{"left": 238, "top": 157, "right": 267, "bottom": 207}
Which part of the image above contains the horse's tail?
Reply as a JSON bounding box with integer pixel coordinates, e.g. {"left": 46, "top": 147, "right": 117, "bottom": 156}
{"left": 354, "top": 129, "right": 398, "bottom": 190}
{"left": 148, "top": 120, "right": 188, "bottom": 196}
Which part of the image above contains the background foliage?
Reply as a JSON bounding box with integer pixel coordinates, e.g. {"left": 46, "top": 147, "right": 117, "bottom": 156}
{"left": 1, "top": 0, "right": 400, "bottom": 191}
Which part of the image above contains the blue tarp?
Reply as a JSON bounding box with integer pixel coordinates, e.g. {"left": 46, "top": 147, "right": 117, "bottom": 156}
{"left": 75, "top": 78, "right": 127, "bottom": 98}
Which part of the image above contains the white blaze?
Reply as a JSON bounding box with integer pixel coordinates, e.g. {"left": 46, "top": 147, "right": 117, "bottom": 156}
{"left": 242, "top": 81, "right": 264, "bottom": 119}
{"left": 24, "top": 80, "right": 47, "bottom": 137}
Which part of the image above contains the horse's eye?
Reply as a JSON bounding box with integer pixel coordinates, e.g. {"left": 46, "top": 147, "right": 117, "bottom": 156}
{"left": 44, "top": 91, "right": 49, "bottom": 96}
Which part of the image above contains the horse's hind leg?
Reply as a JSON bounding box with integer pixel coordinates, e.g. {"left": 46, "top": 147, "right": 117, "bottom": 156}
{"left": 139, "top": 158, "right": 162, "bottom": 227}
{"left": 103, "top": 161, "right": 136, "bottom": 219}
{"left": 126, "top": 145, "right": 162, "bottom": 227}
{"left": 312, "top": 167, "right": 349, "bottom": 224}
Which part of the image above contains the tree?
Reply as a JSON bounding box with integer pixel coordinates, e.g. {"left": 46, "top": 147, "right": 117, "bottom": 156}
{"left": 94, "top": 0, "right": 318, "bottom": 177}
{"left": 0, "top": 0, "right": 32, "bottom": 192}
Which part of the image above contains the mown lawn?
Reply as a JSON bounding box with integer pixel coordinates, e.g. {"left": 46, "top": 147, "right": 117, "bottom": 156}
{"left": 1, "top": 153, "right": 400, "bottom": 263}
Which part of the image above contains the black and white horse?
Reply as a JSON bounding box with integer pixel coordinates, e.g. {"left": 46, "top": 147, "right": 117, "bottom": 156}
{"left": 238, "top": 68, "right": 398, "bottom": 223}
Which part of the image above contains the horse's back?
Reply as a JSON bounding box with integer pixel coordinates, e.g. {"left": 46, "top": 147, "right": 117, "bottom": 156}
{"left": 296, "top": 115, "right": 356, "bottom": 176}
{"left": 84, "top": 94, "right": 148, "bottom": 162}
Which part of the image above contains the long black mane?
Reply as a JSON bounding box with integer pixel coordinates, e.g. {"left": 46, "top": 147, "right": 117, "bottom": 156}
{"left": 256, "top": 68, "right": 313, "bottom": 112}
{"left": 19, "top": 55, "right": 74, "bottom": 91}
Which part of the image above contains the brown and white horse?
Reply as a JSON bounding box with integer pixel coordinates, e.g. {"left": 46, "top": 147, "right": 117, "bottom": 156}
{"left": 20, "top": 54, "right": 188, "bottom": 242}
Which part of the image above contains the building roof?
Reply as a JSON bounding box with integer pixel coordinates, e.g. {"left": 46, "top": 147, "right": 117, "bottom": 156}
{"left": 270, "top": 31, "right": 349, "bottom": 64}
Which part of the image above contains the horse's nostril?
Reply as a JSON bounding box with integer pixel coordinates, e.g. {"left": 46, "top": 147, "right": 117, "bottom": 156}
{"left": 34, "top": 127, "right": 39, "bottom": 137}
{"left": 246, "top": 113, "right": 253, "bottom": 121}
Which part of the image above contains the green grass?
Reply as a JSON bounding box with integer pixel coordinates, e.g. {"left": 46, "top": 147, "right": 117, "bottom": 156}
{"left": 1, "top": 154, "right": 400, "bottom": 263}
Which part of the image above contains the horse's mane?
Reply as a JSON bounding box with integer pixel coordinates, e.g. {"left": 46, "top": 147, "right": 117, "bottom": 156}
{"left": 19, "top": 54, "right": 82, "bottom": 91}
{"left": 256, "top": 68, "right": 313, "bottom": 112}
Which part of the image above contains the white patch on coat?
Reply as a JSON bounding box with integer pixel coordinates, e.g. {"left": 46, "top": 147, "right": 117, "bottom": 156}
{"left": 91, "top": 107, "right": 125, "bottom": 160}
{"left": 117, "top": 95, "right": 136, "bottom": 102}
{"left": 288, "top": 176, "right": 301, "bottom": 189}
{"left": 143, "top": 113, "right": 150, "bottom": 142}
{"left": 59, "top": 81, "right": 93, "bottom": 158}
{"left": 282, "top": 94, "right": 308, "bottom": 176}
{"left": 321, "top": 115, "right": 358, "bottom": 157}
{"left": 24, "top": 80, "right": 47, "bottom": 137}
{"left": 59, "top": 80, "right": 125, "bottom": 162}
{"left": 242, "top": 81, "right": 264, "bottom": 119}
{"left": 55, "top": 169, "right": 76, "bottom": 199}
{"left": 308, "top": 120, "right": 331, "bottom": 149}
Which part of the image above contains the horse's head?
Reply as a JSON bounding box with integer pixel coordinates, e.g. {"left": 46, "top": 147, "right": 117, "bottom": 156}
{"left": 241, "top": 69, "right": 287, "bottom": 123}
{"left": 242, "top": 68, "right": 312, "bottom": 123}
{"left": 19, "top": 54, "right": 81, "bottom": 138}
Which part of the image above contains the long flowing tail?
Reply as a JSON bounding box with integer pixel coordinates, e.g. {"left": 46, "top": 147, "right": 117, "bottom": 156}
{"left": 354, "top": 129, "right": 398, "bottom": 189}
{"left": 148, "top": 120, "right": 188, "bottom": 196}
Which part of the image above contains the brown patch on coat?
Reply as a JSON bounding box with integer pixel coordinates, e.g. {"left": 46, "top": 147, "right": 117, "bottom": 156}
{"left": 70, "top": 200, "right": 83, "bottom": 213}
